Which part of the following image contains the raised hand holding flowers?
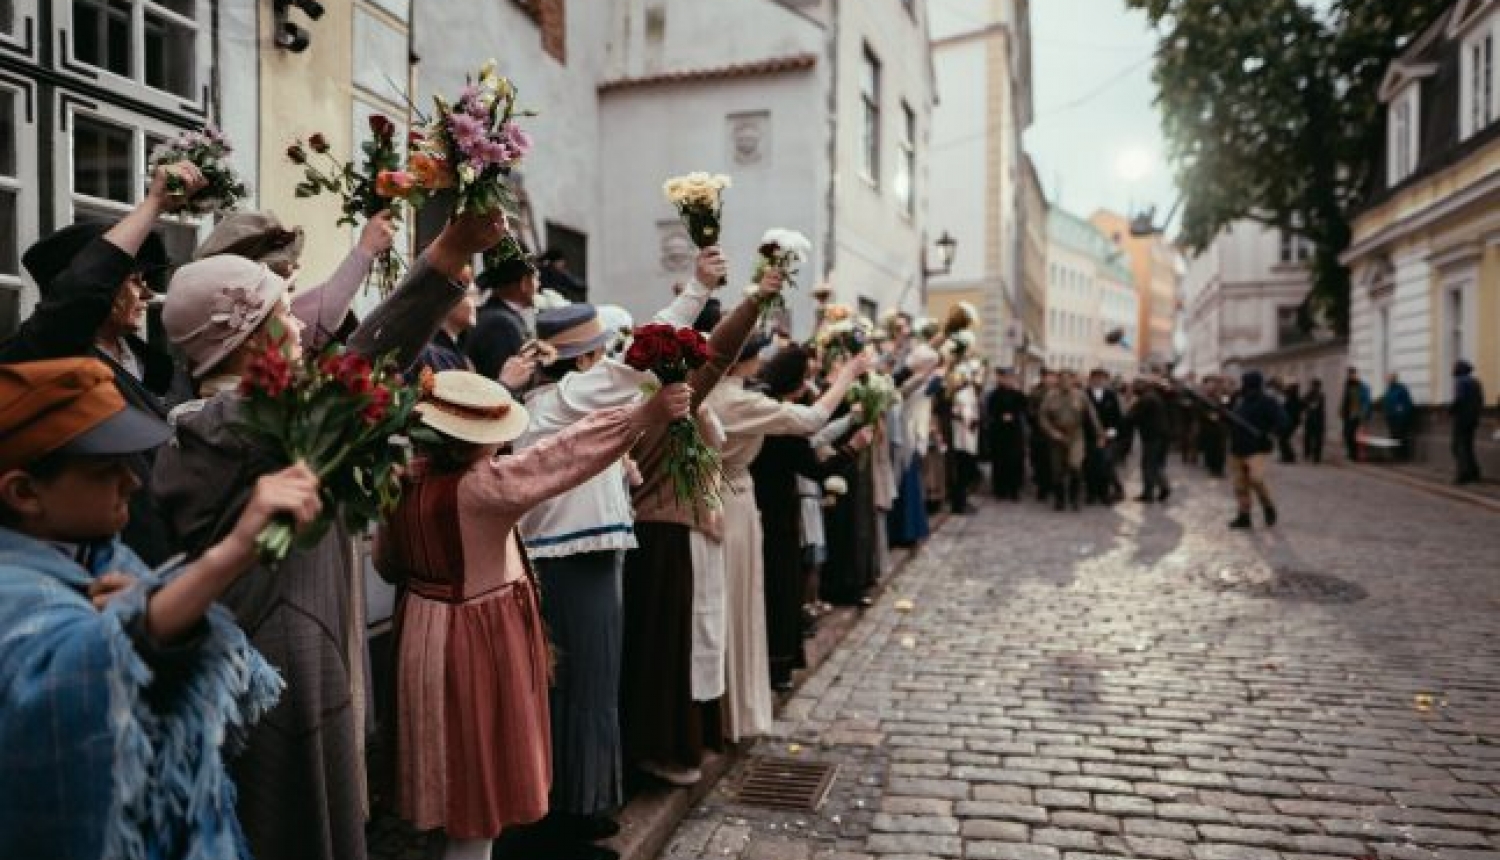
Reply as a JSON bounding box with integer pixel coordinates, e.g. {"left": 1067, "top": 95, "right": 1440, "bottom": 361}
{"left": 148, "top": 126, "right": 247, "bottom": 214}
{"left": 233, "top": 329, "right": 420, "bottom": 566}
{"left": 287, "top": 113, "right": 411, "bottom": 294}
{"left": 664, "top": 172, "right": 732, "bottom": 284}
{"left": 622, "top": 323, "right": 725, "bottom": 513}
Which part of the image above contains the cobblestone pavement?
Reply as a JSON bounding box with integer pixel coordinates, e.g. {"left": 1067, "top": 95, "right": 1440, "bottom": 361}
{"left": 657, "top": 461, "right": 1500, "bottom": 860}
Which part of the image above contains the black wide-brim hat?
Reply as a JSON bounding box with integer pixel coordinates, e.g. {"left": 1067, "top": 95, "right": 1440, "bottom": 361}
{"left": 477, "top": 256, "right": 538, "bottom": 291}
{"left": 23, "top": 221, "right": 169, "bottom": 297}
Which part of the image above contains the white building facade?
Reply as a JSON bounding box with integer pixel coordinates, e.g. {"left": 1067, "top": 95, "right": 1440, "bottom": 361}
{"left": 1044, "top": 207, "right": 1136, "bottom": 375}
{"left": 1181, "top": 220, "right": 1333, "bottom": 379}
{"left": 927, "top": 0, "right": 1033, "bottom": 364}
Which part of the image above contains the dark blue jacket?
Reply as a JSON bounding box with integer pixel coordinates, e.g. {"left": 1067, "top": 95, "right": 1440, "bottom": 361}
{"left": 1231, "top": 375, "right": 1286, "bottom": 456}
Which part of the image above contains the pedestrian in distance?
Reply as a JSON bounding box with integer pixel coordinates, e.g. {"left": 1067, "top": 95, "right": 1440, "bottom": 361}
{"left": 1228, "top": 370, "right": 1287, "bottom": 529}
{"left": 986, "top": 368, "right": 1029, "bottom": 501}
{"left": 1341, "top": 367, "right": 1372, "bottom": 462}
{"left": 1127, "top": 376, "right": 1171, "bottom": 503}
{"left": 1303, "top": 377, "right": 1327, "bottom": 463}
{"left": 1451, "top": 360, "right": 1485, "bottom": 484}
{"left": 1382, "top": 373, "right": 1415, "bottom": 461}
{"left": 1038, "top": 369, "right": 1105, "bottom": 512}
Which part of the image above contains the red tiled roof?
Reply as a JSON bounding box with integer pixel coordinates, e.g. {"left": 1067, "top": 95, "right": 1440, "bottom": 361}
{"left": 598, "top": 53, "right": 818, "bottom": 93}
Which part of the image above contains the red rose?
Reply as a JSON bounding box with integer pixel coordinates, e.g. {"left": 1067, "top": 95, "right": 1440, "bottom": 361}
{"left": 308, "top": 132, "right": 330, "bottom": 154}
{"left": 286, "top": 144, "right": 308, "bottom": 165}
{"left": 624, "top": 338, "right": 660, "bottom": 371}
{"left": 362, "top": 385, "right": 392, "bottom": 425}
{"left": 657, "top": 336, "right": 682, "bottom": 364}
{"left": 240, "top": 349, "right": 293, "bottom": 398}
{"left": 369, "top": 114, "right": 396, "bottom": 139}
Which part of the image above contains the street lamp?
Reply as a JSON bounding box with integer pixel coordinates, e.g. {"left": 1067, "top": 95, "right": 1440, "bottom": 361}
{"left": 917, "top": 230, "right": 958, "bottom": 306}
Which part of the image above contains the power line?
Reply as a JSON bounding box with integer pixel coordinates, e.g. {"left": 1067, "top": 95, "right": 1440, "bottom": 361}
{"left": 1033, "top": 53, "right": 1156, "bottom": 121}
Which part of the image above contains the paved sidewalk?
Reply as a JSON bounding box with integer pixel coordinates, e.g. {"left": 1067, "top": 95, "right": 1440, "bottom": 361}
{"left": 658, "top": 462, "right": 1500, "bottom": 860}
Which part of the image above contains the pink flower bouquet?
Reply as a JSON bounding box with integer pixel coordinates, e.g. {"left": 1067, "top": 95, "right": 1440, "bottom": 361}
{"left": 407, "top": 60, "right": 535, "bottom": 216}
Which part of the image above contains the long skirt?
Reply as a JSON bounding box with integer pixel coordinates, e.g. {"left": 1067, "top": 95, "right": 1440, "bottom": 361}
{"left": 621, "top": 522, "right": 723, "bottom": 770}
{"left": 887, "top": 458, "right": 930, "bottom": 546}
{"left": 822, "top": 457, "right": 879, "bottom": 605}
{"left": 536, "top": 551, "right": 624, "bottom": 817}
{"left": 395, "top": 577, "right": 550, "bottom": 838}
{"left": 722, "top": 485, "right": 773, "bottom": 741}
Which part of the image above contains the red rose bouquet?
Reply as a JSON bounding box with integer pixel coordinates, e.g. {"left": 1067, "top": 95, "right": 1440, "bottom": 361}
{"left": 234, "top": 333, "right": 419, "bottom": 566}
{"left": 623, "top": 323, "right": 724, "bottom": 510}
{"left": 287, "top": 114, "right": 409, "bottom": 294}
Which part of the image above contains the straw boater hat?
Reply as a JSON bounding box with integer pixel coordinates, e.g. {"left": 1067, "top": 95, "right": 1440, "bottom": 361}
{"left": 415, "top": 370, "right": 531, "bottom": 445}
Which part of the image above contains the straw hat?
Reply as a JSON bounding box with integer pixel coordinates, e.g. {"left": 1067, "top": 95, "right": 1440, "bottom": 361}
{"left": 415, "top": 370, "right": 531, "bottom": 445}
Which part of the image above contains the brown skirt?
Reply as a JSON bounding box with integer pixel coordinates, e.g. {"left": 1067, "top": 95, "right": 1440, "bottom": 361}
{"left": 394, "top": 577, "right": 551, "bottom": 839}
{"left": 621, "top": 521, "right": 723, "bottom": 770}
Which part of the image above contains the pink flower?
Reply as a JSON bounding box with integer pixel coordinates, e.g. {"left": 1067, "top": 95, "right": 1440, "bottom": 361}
{"left": 504, "top": 123, "right": 532, "bottom": 157}
{"left": 448, "top": 113, "right": 487, "bottom": 150}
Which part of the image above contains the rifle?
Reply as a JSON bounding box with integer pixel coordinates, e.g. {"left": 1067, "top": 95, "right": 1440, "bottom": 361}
{"left": 1164, "top": 377, "right": 1271, "bottom": 443}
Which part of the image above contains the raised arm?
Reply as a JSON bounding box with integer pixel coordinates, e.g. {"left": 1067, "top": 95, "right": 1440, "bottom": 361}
{"left": 291, "top": 245, "right": 375, "bottom": 352}
{"left": 465, "top": 383, "right": 690, "bottom": 518}
{"left": 652, "top": 246, "right": 725, "bottom": 327}
{"left": 349, "top": 212, "right": 503, "bottom": 367}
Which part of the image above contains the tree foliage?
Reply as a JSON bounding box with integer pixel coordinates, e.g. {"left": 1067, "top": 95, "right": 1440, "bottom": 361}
{"left": 1126, "top": 0, "right": 1447, "bottom": 335}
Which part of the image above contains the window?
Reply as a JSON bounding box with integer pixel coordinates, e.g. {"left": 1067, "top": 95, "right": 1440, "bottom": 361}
{"left": 1276, "top": 305, "right": 1308, "bottom": 347}
{"left": 860, "top": 44, "right": 880, "bottom": 188}
{"left": 895, "top": 101, "right": 914, "bottom": 215}
{"left": 858, "top": 296, "right": 879, "bottom": 325}
{"left": 1464, "top": 28, "right": 1496, "bottom": 139}
{"left": 1279, "top": 230, "right": 1313, "bottom": 264}
{"left": 1, "top": 80, "right": 37, "bottom": 337}
{"left": 1387, "top": 84, "right": 1420, "bottom": 185}
{"left": 1445, "top": 284, "right": 1469, "bottom": 379}
{"left": 59, "top": 103, "right": 201, "bottom": 265}
{"left": 61, "top": 0, "right": 203, "bottom": 104}
{"left": 1377, "top": 305, "right": 1391, "bottom": 383}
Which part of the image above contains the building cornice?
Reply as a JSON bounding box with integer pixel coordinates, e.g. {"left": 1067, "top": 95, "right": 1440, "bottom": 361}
{"left": 597, "top": 53, "right": 818, "bottom": 93}
{"left": 1343, "top": 167, "right": 1500, "bottom": 263}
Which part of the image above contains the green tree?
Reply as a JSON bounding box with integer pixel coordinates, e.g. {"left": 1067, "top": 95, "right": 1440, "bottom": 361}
{"left": 1127, "top": 0, "right": 1447, "bottom": 335}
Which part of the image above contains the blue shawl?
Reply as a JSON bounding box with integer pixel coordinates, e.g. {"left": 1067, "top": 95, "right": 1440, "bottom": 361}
{"left": 0, "top": 528, "right": 283, "bottom": 860}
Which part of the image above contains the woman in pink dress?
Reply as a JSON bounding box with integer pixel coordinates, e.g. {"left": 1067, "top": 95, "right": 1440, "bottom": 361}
{"left": 375, "top": 369, "right": 689, "bottom": 860}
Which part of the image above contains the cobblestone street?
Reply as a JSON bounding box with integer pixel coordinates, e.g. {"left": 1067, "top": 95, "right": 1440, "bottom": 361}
{"left": 658, "top": 462, "right": 1500, "bottom": 860}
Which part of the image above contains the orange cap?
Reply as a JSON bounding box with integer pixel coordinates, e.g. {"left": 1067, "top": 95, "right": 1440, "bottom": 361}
{"left": 0, "top": 358, "right": 169, "bottom": 472}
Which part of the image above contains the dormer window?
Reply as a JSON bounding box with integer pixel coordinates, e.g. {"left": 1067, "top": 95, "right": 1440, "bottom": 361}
{"left": 1462, "top": 16, "right": 1498, "bottom": 138}
{"left": 1388, "top": 84, "right": 1420, "bottom": 185}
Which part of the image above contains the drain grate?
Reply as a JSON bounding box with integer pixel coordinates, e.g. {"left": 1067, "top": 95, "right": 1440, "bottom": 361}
{"left": 1199, "top": 565, "right": 1367, "bottom": 603}
{"left": 736, "top": 757, "right": 839, "bottom": 811}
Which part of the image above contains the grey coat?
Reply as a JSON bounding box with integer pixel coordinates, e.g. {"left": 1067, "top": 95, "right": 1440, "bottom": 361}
{"left": 152, "top": 258, "right": 463, "bottom": 860}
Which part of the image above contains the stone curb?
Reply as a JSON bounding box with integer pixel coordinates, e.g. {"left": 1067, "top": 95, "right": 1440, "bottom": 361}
{"left": 1339, "top": 462, "right": 1500, "bottom": 513}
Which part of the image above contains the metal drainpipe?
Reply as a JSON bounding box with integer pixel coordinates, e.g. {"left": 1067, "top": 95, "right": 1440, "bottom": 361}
{"left": 822, "top": 0, "right": 839, "bottom": 289}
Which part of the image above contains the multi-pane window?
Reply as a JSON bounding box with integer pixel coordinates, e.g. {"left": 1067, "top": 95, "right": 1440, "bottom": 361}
{"left": 1, "top": 80, "right": 37, "bottom": 337}
{"left": 860, "top": 44, "right": 880, "bottom": 188}
{"left": 895, "top": 101, "right": 915, "bottom": 215}
{"left": 64, "top": 107, "right": 200, "bottom": 264}
{"left": 66, "top": 0, "right": 201, "bottom": 101}
{"left": 1279, "top": 230, "right": 1313, "bottom": 264}
{"left": 1469, "top": 33, "right": 1495, "bottom": 136}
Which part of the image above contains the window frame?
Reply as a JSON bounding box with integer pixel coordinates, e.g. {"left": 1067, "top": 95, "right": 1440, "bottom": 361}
{"left": 51, "top": 0, "right": 210, "bottom": 115}
{"left": 1387, "top": 83, "right": 1420, "bottom": 185}
{"left": 1279, "top": 229, "right": 1313, "bottom": 265}
{"left": 859, "top": 42, "right": 881, "bottom": 190}
{"left": 2, "top": 0, "right": 38, "bottom": 57}
{"left": 896, "top": 99, "right": 915, "bottom": 216}
{"left": 52, "top": 95, "right": 207, "bottom": 249}
{"left": 1442, "top": 279, "right": 1475, "bottom": 385}
{"left": 1461, "top": 16, "right": 1498, "bottom": 140}
{"left": 0, "top": 76, "right": 39, "bottom": 335}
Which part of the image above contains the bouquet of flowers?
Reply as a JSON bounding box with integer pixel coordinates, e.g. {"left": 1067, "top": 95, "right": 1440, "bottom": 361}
{"left": 234, "top": 332, "right": 419, "bottom": 566}
{"left": 622, "top": 323, "right": 725, "bottom": 511}
{"left": 846, "top": 372, "right": 900, "bottom": 427}
{"left": 148, "top": 126, "right": 247, "bottom": 214}
{"left": 664, "top": 172, "right": 732, "bottom": 285}
{"left": 407, "top": 59, "right": 535, "bottom": 216}
{"left": 752, "top": 227, "right": 812, "bottom": 311}
{"left": 287, "top": 114, "right": 409, "bottom": 294}
{"left": 943, "top": 300, "right": 980, "bottom": 335}
{"left": 944, "top": 329, "right": 977, "bottom": 358}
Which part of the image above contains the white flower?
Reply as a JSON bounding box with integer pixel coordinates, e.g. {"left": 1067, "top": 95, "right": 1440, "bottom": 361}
{"left": 824, "top": 476, "right": 848, "bottom": 495}
{"left": 759, "top": 228, "right": 813, "bottom": 261}
{"left": 534, "top": 288, "right": 571, "bottom": 310}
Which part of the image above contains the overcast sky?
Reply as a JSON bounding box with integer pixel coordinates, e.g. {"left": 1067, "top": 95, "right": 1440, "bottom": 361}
{"left": 1024, "top": 0, "right": 1179, "bottom": 227}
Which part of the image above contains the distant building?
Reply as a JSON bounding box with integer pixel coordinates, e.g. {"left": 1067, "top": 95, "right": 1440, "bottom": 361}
{"left": 1089, "top": 209, "right": 1181, "bottom": 366}
{"left": 1344, "top": 1, "right": 1499, "bottom": 470}
{"left": 1044, "top": 207, "right": 1137, "bottom": 377}
{"left": 590, "top": 0, "right": 936, "bottom": 334}
{"left": 1018, "top": 154, "right": 1048, "bottom": 379}
{"left": 927, "top": 0, "right": 1034, "bottom": 366}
